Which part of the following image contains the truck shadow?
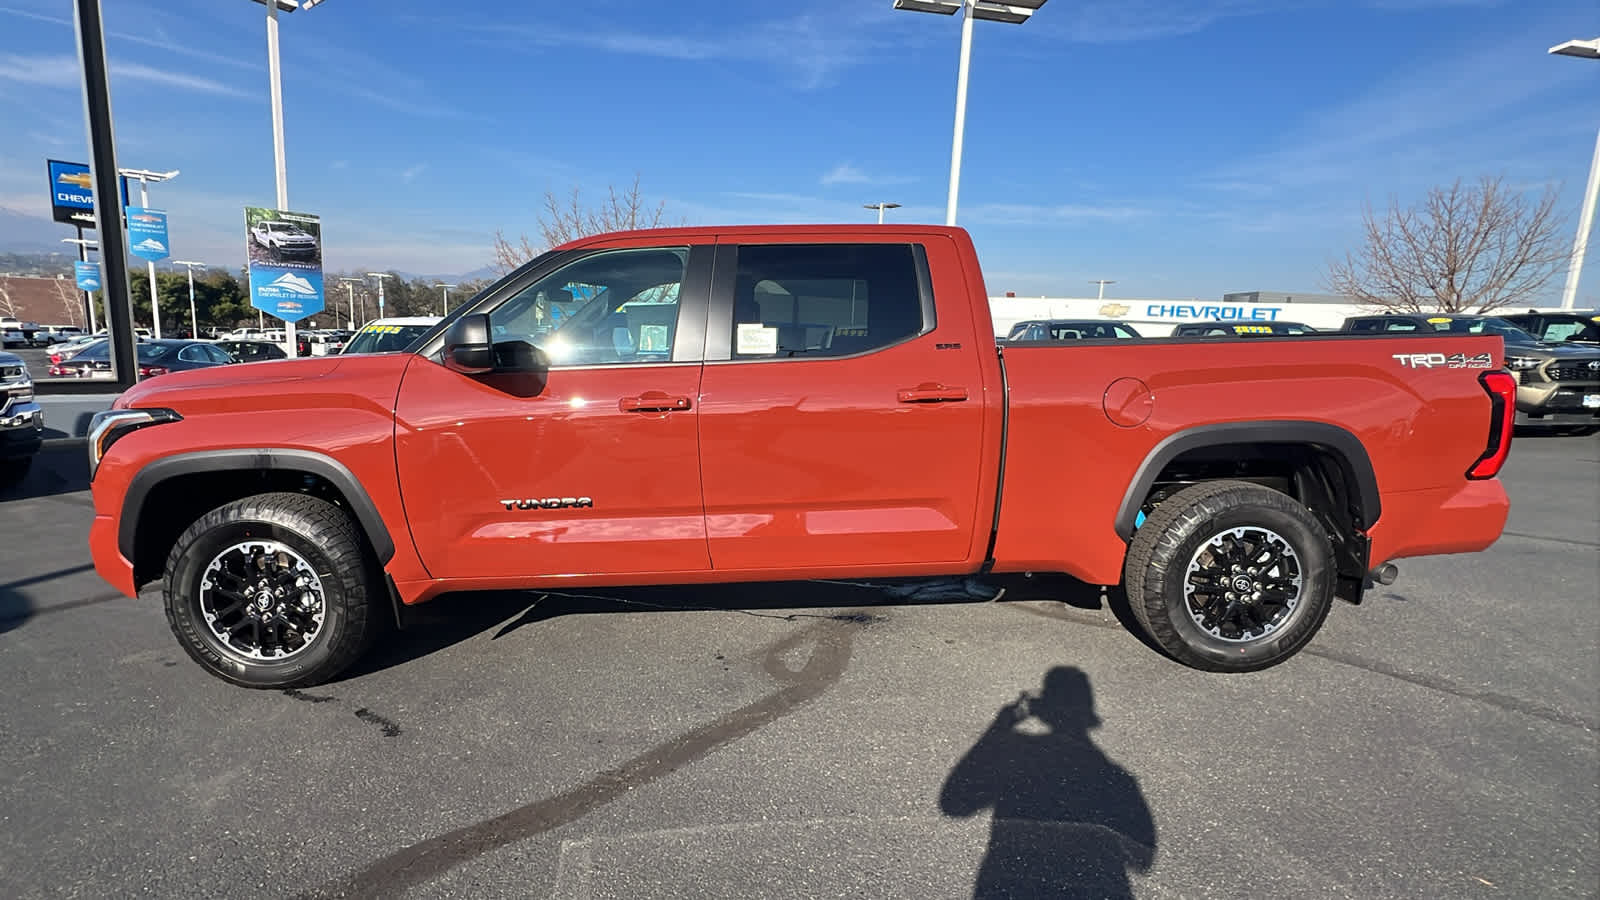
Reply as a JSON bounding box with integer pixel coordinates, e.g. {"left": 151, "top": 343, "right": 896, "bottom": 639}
{"left": 0, "top": 445, "right": 91, "bottom": 501}
{"left": 339, "top": 576, "right": 1158, "bottom": 684}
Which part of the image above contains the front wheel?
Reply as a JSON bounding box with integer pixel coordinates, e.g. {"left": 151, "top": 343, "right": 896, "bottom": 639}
{"left": 1124, "top": 480, "right": 1334, "bottom": 673}
{"left": 163, "top": 492, "right": 380, "bottom": 688}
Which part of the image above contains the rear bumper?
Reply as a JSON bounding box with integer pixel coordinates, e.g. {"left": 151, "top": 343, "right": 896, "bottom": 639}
{"left": 1367, "top": 479, "right": 1509, "bottom": 565}
{"left": 90, "top": 513, "right": 138, "bottom": 598}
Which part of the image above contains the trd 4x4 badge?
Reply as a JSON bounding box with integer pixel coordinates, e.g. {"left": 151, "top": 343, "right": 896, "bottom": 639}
{"left": 1392, "top": 352, "right": 1494, "bottom": 370}
{"left": 500, "top": 497, "right": 594, "bottom": 511}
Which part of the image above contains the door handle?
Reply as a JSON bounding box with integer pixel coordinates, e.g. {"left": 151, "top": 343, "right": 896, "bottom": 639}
{"left": 897, "top": 383, "right": 969, "bottom": 403}
{"left": 619, "top": 392, "right": 693, "bottom": 413}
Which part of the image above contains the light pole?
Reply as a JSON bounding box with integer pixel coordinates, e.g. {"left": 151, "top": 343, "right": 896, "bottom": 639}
{"left": 1090, "top": 279, "right": 1116, "bottom": 300}
{"left": 1551, "top": 37, "right": 1599, "bottom": 310}
{"left": 172, "top": 260, "right": 206, "bottom": 337}
{"left": 119, "top": 166, "right": 178, "bottom": 338}
{"left": 434, "top": 282, "right": 456, "bottom": 315}
{"left": 894, "top": 0, "right": 1048, "bottom": 226}
{"left": 367, "top": 273, "right": 391, "bottom": 320}
{"left": 249, "top": 0, "right": 331, "bottom": 353}
{"left": 61, "top": 236, "right": 99, "bottom": 332}
{"left": 339, "top": 276, "right": 362, "bottom": 328}
{"left": 863, "top": 202, "right": 902, "bottom": 224}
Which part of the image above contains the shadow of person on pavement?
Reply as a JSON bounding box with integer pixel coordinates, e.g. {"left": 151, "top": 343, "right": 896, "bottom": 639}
{"left": 940, "top": 666, "right": 1156, "bottom": 899}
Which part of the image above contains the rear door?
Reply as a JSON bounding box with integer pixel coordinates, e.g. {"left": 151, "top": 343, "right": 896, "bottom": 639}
{"left": 394, "top": 243, "right": 713, "bottom": 579}
{"left": 695, "top": 237, "right": 990, "bottom": 572}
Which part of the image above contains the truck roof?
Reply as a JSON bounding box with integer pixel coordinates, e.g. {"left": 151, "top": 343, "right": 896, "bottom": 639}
{"left": 553, "top": 223, "right": 970, "bottom": 251}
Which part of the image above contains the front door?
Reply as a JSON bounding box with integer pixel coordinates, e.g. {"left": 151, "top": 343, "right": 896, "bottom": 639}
{"left": 695, "top": 239, "right": 990, "bottom": 573}
{"left": 395, "top": 244, "right": 712, "bottom": 579}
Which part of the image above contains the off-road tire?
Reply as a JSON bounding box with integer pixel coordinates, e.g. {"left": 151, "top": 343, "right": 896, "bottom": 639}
{"left": 163, "top": 492, "right": 379, "bottom": 688}
{"left": 1124, "top": 480, "right": 1334, "bottom": 673}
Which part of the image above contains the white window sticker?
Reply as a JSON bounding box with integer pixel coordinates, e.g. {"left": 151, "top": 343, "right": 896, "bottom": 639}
{"left": 737, "top": 323, "right": 778, "bottom": 355}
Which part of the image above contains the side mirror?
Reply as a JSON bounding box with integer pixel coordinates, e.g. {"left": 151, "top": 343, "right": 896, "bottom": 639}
{"left": 443, "top": 313, "right": 494, "bottom": 375}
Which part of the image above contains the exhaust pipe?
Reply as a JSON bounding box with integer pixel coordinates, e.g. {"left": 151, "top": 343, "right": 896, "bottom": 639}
{"left": 1369, "top": 563, "right": 1399, "bottom": 586}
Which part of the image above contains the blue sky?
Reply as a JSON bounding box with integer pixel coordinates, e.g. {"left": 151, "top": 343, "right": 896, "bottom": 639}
{"left": 0, "top": 0, "right": 1596, "bottom": 301}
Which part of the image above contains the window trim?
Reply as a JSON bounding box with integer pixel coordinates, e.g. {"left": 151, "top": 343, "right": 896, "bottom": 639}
{"left": 702, "top": 241, "right": 937, "bottom": 364}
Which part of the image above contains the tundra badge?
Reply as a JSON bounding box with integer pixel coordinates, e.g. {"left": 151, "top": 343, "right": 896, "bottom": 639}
{"left": 500, "top": 497, "right": 595, "bottom": 510}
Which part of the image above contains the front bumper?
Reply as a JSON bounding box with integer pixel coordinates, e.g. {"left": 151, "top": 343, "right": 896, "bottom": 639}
{"left": 90, "top": 513, "right": 137, "bottom": 598}
{"left": 0, "top": 401, "right": 44, "bottom": 460}
{"left": 1515, "top": 381, "right": 1600, "bottom": 418}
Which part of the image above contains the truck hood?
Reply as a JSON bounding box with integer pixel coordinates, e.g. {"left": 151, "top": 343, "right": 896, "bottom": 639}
{"left": 114, "top": 354, "right": 409, "bottom": 412}
{"left": 1511, "top": 342, "right": 1600, "bottom": 360}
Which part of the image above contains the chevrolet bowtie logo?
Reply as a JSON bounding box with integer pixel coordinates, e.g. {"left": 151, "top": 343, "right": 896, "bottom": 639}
{"left": 1099, "top": 303, "right": 1130, "bottom": 317}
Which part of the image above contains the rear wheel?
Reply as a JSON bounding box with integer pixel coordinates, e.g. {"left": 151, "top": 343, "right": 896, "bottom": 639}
{"left": 1124, "top": 480, "right": 1334, "bottom": 672}
{"left": 163, "top": 492, "right": 380, "bottom": 688}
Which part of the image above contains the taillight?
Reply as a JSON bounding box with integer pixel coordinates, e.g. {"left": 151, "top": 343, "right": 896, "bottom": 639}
{"left": 138, "top": 366, "right": 168, "bottom": 377}
{"left": 1467, "top": 370, "right": 1516, "bottom": 479}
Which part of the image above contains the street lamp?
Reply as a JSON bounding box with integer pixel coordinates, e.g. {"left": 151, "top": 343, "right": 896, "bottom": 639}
{"left": 172, "top": 260, "right": 206, "bottom": 337}
{"left": 863, "top": 202, "right": 902, "bottom": 224}
{"left": 61, "top": 236, "right": 100, "bottom": 333}
{"left": 1551, "top": 36, "right": 1599, "bottom": 310}
{"left": 893, "top": 0, "right": 1048, "bottom": 226}
{"left": 339, "top": 276, "right": 363, "bottom": 328}
{"left": 367, "top": 273, "right": 391, "bottom": 319}
{"left": 434, "top": 282, "right": 456, "bottom": 315}
{"left": 119, "top": 166, "right": 178, "bottom": 338}
{"left": 1089, "top": 279, "right": 1116, "bottom": 300}
{"left": 248, "top": 0, "right": 331, "bottom": 354}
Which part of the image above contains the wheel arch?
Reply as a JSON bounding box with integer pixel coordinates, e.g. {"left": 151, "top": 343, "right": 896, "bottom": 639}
{"left": 1114, "top": 421, "right": 1381, "bottom": 540}
{"left": 120, "top": 449, "right": 396, "bottom": 589}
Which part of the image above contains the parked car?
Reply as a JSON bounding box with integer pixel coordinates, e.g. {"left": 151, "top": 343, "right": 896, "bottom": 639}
{"left": 214, "top": 339, "right": 287, "bottom": 363}
{"left": 1342, "top": 313, "right": 1600, "bottom": 427}
{"left": 1171, "top": 321, "right": 1319, "bottom": 337}
{"left": 40, "top": 324, "right": 85, "bottom": 343}
{"left": 51, "top": 339, "right": 235, "bottom": 379}
{"left": 1004, "top": 319, "right": 1143, "bottom": 341}
{"left": 89, "top": 224, "right": 1513, "bottom": 689}
{"left": 0, "top": 349, "right": 43, "bottom": 489}
{"left": 1497, "top": 310, "right": 1600, "bottom": 347}
{"left": 1, "top": 317, "right": 43, "bottom": 348}
{"left": 340, "top": 316, "right": 443, "bottom": 355}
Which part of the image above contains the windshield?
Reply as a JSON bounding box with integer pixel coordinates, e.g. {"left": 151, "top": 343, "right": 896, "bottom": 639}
{"left": 1438, "top": 316, "right": 1540, "bottom": 345}
{"left": 343, "top": 324, "right": 436, "bottom": 355}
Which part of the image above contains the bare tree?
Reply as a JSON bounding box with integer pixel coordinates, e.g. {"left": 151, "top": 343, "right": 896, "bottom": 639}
{"left": 492, "top": 175, "right": 672, "bottom": 273}
{"left": 1326, "top": 176, "right": 1568, "bottom": 313}
{"left": 0, "top": 276, "right": 19, "bottom": 319}
{"left": 53, "top": 277, "right": 84, "bottom": 327}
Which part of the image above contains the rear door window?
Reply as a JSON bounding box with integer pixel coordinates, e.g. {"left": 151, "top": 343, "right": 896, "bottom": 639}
{"left": 729, "top": 243, "right": 927, "bottom": 359}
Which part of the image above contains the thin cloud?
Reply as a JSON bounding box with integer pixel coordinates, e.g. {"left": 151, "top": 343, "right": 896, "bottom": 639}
{"left": 1036, "top": 0, "right": 1509, "bottom": 43}
{"left": 0, "top": 5, "right": 260, "bottom": 72}
{"left": 821, "top": 164, "right": 870, "bottom": 186}
{"left": 821, "top": 163, "right": 918, "bottom": 187}
{"left": 0, "top": 53, "right": 251, "bottom": 97}
{"left": 401, "top": 164, "right": 426, "bottom": 183}
{"left": 468, "top": 12, "right": 892, "bottom": 90}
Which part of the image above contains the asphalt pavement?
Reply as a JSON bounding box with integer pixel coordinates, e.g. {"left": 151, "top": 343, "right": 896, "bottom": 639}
{"left": 0, "top": 434, "right": 1595, "bottom": 899}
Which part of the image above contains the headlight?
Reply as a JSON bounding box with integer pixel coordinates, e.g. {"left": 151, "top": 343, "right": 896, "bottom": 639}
{"left": 87, "top": 408, "right": 181, "bottom": 479}
{"left": 1504, "top": 356, "right": 1541, "bottom": 371}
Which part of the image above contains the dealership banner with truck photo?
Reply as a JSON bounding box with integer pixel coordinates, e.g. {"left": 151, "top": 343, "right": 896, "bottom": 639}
{"left": 245, "top": 206, "right": 324, "bottom": 323}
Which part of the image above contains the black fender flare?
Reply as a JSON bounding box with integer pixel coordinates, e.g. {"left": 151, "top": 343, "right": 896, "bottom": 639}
{"left": 1113, "top": 421, "right": 1381, "bottom": 539}
{"left": 118, "top": 448, "right": 396, "bottom": 563}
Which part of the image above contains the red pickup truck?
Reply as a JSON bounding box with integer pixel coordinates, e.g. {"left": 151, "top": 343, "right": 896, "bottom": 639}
{"left": 87, "top": 226, "right": 1514, "bottom": 688}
